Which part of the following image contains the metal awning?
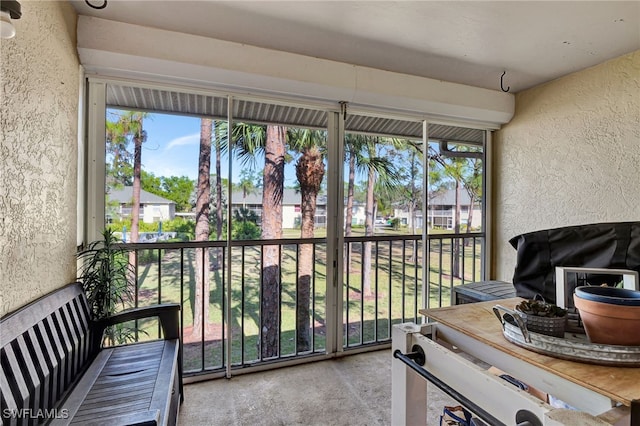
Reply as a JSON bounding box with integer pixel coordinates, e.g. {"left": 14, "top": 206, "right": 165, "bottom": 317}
{"left": 106, "top": 84, "right": 485, "bottom": 143}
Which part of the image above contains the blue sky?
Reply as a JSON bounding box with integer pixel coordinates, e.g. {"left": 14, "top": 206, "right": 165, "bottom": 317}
{"left": 131, "top": 111, "right": 300, "bottom": 187}
{"left": 138, "top": 112, "right": 201, "bottom": 180}
{"left": 109, "top": 109, "right": 420, "bottom": 190}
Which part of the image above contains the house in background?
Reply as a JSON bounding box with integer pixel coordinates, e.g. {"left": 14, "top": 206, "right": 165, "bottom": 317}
{"left": 107, "top": 186, "right": 176, "bottom": 223}
{"left": 232, "top": 189, "right": 328, "bottom": 229}
{"left": 346, "top": 202, "right": 367, "bottom": 227}
{"left": 392, "top": 189, "right": 482, "bottom": 231}
{"left": 427, "top": 189, "right": 482, "bottom": 230}
{"left": 392, "top": 207, "right": 423, "bottom": 230}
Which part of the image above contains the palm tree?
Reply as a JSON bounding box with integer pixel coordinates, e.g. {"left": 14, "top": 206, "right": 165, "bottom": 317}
{"left": 108, "top": 112, "right": 147, "bottom": 282}
{"left": 105, "top": 115, "right": 133, "bottom": 189}
{"left": 290, "top": 128, "right": 326, "bottom": 352}
{"left": 192, "top": 118, "right": 212, "bottom": 340}
{"left": 111, "top": 111, "right": 147, "bottom": 245}
{"left": 237, "top": 169, "right": 259, "bottom": 208}
{"left": 233, "top": 123, "right": 287, "bottom": 358}
{"left": 344, "top": 135, "right": 399, "bottom": 296}
{"left": 362, "top": 140, "right": 377, "bottom": 297}
{"left": 128, "top": 114, "right": 145, "bottom": 247}
{"left": 343, "top": 134, "right": 368, "bottom": 239}
{"left": 379, "top": 139, "right": 423, "bottom": 246}
{"left": 462, "top": 156, "right": 483, "bottom": 235}
{"left": 214, "top": 121, "right": 223, "bottom": 240}
{"left": 428, "top": 145, "right": 473, "bottom": 277}
{"left": 427, "top": 158, "right": 448, "bottom": 228}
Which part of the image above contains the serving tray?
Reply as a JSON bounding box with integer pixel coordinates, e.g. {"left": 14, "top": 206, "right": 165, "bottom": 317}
{"left": 493, "top": 305, "right": 640, "bottom": 367}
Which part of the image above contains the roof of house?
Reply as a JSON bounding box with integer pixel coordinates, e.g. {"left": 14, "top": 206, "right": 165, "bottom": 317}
{"left": 231, "top": 188, "right": 327, "bottom": 206}
{"left": 108, "top": 186, "right": 175, "bottom": 205}
{"left": 429, "top": 188, "right": 476, "bottom": 206}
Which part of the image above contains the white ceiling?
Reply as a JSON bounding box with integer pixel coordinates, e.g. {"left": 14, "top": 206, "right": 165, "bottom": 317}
{"left": 71, "top": 1, "right": 639, "bottom": 93}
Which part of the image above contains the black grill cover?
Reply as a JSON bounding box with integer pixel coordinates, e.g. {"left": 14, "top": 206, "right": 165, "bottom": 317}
{"left": 509, "top": 222, "right": 640, "bottom": 303}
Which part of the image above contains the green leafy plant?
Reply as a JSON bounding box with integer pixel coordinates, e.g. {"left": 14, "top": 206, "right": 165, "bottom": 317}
{"left": 516, "top": 299, "right": 567, "bottom": 318}
{"left": 77, "top": 229, "right": 135, "bottom": 344}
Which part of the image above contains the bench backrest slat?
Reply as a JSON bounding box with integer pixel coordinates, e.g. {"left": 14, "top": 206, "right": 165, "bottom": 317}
{"left": 1, "top": 283, "right": 96, "bottom": 422}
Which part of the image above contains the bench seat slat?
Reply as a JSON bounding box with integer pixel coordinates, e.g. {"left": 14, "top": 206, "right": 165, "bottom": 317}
{"left": 71, "top": 404, "right": 157, "bottom": 425}
{"left": 73, "top": 400, "right": 153, "bottom": 418}
{"left": 80, "top": 386, "right": 155, "bottom": 406}
{"left": 75, "top": 409, "right": 161, "bottom": 426}
{"left": 52, "top": 340, "right": 175, "bottom": 425}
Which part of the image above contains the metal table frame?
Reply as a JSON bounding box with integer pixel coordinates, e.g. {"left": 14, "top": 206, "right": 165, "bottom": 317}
{"left": 391, "top": 322, "right": 634, "bottom": 425}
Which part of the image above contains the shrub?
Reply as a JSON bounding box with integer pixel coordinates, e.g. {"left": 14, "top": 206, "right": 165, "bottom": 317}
{"left": 232, "top": 220, "right": 261, "bottom": 240}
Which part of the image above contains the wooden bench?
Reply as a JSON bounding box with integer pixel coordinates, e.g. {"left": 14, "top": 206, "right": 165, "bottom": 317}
{"left": 0, "top": 283, "right": 182, "bottom": 425}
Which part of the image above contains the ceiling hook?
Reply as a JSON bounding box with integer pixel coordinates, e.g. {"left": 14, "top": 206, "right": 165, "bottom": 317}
{"left": 500, "top": 71, "right": 510, "bottom": 93}
{"left": 85, "top": 0, "right": 107, "bottom": 10}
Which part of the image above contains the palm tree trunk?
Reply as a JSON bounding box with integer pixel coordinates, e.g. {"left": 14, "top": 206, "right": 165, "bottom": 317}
{"left": 464, "top": 194, "right": 475, "bottom": 250}
{"left": 345, "top": 152, "right": 356, "bottom": 236}
{"left": 345, "top": 152, "right": 356, "bottom": 273}
{"left": 466, "top": 194, "right": 475, "bottom": 232}
{"left": 215, "top": 123, "right": 223, "bottom": 240}
{"left": 410, "top": 150, "right": 417, "bottom": 235}
{"left": 130, "top": 125, "right": 142, "bottom": 244}
{"left": 129, "top": 119, "right": 143, "bottom": 287}
{"left": 452, "top": 179, "right": 461, "bottom": 278}
{"left": 261, "top": 125, "right": 285, "bottom": 358}
{"left": 192, "top": 118, "right": 212, "bottom": 340}
{"left": 295, "top": 146, "right": 324, "bottom": 352}
{"left": 362, "top": 152, "right": 376, "bottom": 297}
{"left": 409, "top": 152, "right": 417, "bottom": 262}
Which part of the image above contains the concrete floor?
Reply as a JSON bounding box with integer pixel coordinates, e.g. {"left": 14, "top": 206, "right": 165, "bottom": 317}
{"left": 178, "top": 349, "right": 459, "bottom": 426}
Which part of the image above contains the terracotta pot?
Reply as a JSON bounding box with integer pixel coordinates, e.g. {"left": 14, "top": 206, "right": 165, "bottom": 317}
{"left": 575, "top": 286, "right": 640, "bottom": 306}
{"left": 574, "top": 290, "right": 640, "bottom": 346}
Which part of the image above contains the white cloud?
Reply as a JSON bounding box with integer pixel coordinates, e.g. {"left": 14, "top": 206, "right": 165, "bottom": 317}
{"left": 166, "top": 133, "right": 200, "bottom": 150}
{"left": 144, "top": 156, "right": 198, "bottom": 180}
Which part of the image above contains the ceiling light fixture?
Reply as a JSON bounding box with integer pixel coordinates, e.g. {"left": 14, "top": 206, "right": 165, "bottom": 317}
{"left": 0, "top": 0, "right": 21, "bottom": 39}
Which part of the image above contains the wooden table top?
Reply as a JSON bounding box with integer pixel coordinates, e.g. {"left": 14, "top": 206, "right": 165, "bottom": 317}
{"left": 421, "top": 298, "right": 640, "bottom": 406}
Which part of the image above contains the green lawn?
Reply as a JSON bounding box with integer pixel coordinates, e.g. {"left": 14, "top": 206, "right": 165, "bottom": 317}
{"left": 127, "top": 233, "right": 482, "bottom": 372}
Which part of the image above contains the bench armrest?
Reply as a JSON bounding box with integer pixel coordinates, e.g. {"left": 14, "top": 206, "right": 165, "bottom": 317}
{"left": 95, "top": 303, "right": 181, "bottom": 340}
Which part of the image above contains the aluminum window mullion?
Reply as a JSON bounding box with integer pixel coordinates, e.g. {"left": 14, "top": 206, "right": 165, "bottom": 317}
{"left": 422, "top": 120, "right": 429, "bottom": 311}
{"left": 483, "top": 130, "right": 491, "bottom": 281}
{"left": 85, "top": 80, "right": 107, "bottom": 243}
{"left": 225, "top": 96, "right": 234, "bottom": 378}
{"left": 325, "top": 111, "right": 344, "bottom": 354}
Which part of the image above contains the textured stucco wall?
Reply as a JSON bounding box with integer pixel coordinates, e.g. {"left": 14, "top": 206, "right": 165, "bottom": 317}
{"left": 493, "top": 50, "right": 640, "bottom": 282}
{"left": 0, "top": 1, "right": 79, "bottom": 316}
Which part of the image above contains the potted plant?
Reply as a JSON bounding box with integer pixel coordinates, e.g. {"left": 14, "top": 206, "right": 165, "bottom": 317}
{"left": 77, "top": 228, "right": 135, "bottom": 344}
{"left": 515, "top": 296, "right": 567, "bottom": 338}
